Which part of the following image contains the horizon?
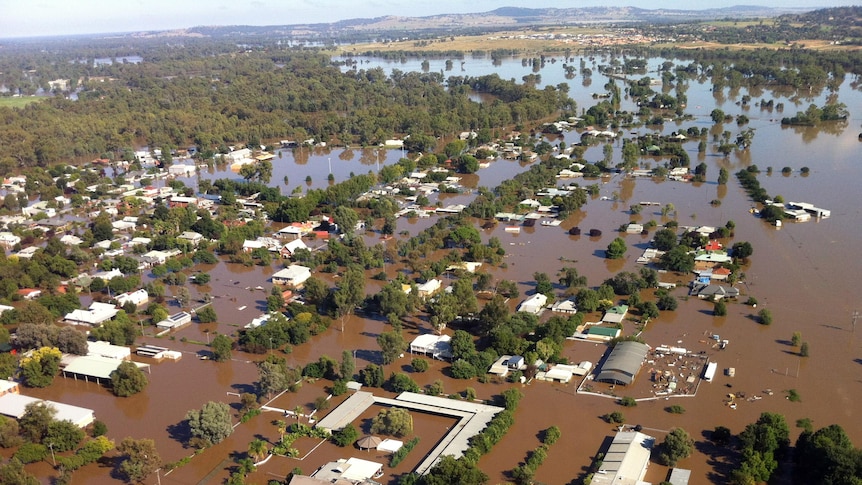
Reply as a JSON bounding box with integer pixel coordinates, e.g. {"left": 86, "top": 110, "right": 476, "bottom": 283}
{"left": 2, "top": 0, "right": 858, "bottom": 40}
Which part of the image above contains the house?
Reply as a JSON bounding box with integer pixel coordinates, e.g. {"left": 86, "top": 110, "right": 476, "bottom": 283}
{"left": 168, "top": 164, "right": 196, "bottom": 176}
{"left": 517, "top": 294, "right": 548, "bottom": 314}
{"left": 694, "top": 251, "right": 732, "bottom": 271}
{"left": 281, "top": 238, "right": 308, "bottom": 258}
{"left": 177, "top": 231, "right": 204, "bottom": 247}
{"left": 15, "top": 246, "right": 39, "bottom": 259}
{"left": 0, "top": 232, "right": 21, "bottom": 247}
{"left": 60, "top": 234, "right": 83, "bottom": 246}
{"left": 87, "top": 340, "right": 131, "bottom": 360}
{"left": 551, "top": 298, "right": 578, "bottom": 314}
{"left": 625, "top": 223, "right": 644, "bottom": 234}
{"left": 168, "top": 196, "right": 198, "bottom": 208}
{"left": 692, "top": 284, "right": 739, "bottom": 301}
{"left": 416, "top": 279, "right": 442, "bottom": 299}
{"left": 312, "top": 457, "right": 384, "bottom": 483}
{"left": 601, "top": 305, "right": 629, "bottom": 324}
{"left": 114, "top": 289, "right": 149, "bottom": 307}
{"left": 156, "top": 312, "right": 192, "bottom": 330}
{"left": 142, "top": 249, "right": 181, "bottom": 265}
{"left": 64, "top": 302, "right": 119, "bottom": 326}
{"left": 271, "top": 265, "right": 312, "bottom": 288}
{"left": 587, "top": 326, "right": 621, "bottom": 341}
{"left": 409, "top": 334, "right": 453, "bottom": 360}
{"left": 17, "top": 289, "right": 42, "bottom": 300}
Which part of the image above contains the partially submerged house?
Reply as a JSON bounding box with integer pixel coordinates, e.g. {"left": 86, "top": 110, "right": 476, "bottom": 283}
{"left": 272, "top": 265, "right": 312, "bottom": 288}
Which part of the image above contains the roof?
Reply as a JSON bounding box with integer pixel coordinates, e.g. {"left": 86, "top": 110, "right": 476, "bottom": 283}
{"left": 669, "top": 468, "right": 692, "bottom": 485}
{"left": 62, "top": 355, "right": 147, "bottom": 380}
{"left": 315, "top": 391, "right": 376, "bottom": 433}
{"left": 591, "top": 431, "right": 655, "bottom": 485}
{"left": 410, "top": 334, "right": 453, "bottom": 359}
{"left": 87, "top": 340, "right": 131, "bottom": 359}
{"left": 0, "top": 393, "right": 95, "bottom": 428}
{"left": 595, "top": 341, "right": 650, "bottom": 385}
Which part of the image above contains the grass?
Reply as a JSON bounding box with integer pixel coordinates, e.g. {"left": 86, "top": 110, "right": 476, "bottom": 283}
{"left": 0, "top": 97, "right": 44, "bottom": 108}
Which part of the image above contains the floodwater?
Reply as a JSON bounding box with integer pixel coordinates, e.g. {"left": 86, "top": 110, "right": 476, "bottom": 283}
{"left": 25, "top": 54, "right": 862, "bottom": 484}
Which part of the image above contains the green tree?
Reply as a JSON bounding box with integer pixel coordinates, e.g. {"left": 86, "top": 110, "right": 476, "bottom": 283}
{"left": 110, "top": 361, "right": 148, "bottom": 397}
{"left": 714, "top": 300, "right": 727, "bottom": 316}
{"left": 424, "top": 455, "right": 488, "bottom": 485}
{"left": 20, "top": 346, "right": 61, "bottom": 388}
{"left": 411, "top": 358, "right": 429, "bottom": 373}
{"left": 211, "top": 334, "right": 233, "bottom": 362}
{"left": 248, "top": 438, "right": 268, "bottom": 462}
{"left": 653, "top": 228, "right": 678, "bottom": 251}
{"left": 661, "top": 245, "right": 694, "bottom": 273}
{"left": 331, "top": 423, "right": 359, "bottom": 447}
{"left": 359, "top": 364, "right": 385, "bottom": 388}
{"left": 117, "top": 437, "right": 161, "bottom": 483}
{"left": 377, "top": 330, "right": 406, "bottom": 365}
{"left": 389, "top": 373, "right": 420, "bottom": 393}
{"left": 791, "top": 331, "right": 802, "bottom": 347}
{"left": 196, "top": 306, "right": 218, "bottom": 323}
{"left": 186, "top": 401, "right": 233, "bottom": 446}
{"left": 0, "top": 458, "right": 39, "bottom": 485}
{"left": 800, "top": 342, "right": 810, "bottom": 357}
{"left": 371, "top": 407, "right": 413, "bottom": 437}
{"left": 606, "top": 237, "right": 627, "bottom": 259}
{"left": 46, "top": 419, "right": 85, "bottom": 452}
{"left": 732, "top": 241, "right": 754, "bottom": 259}
{"left": 658, "top": 428, "right": 694, "bottom": 466}
{"left": 758, "top": 308, "right": 773, "bottom": 325}
{"left": 19, "top": 402, "right": 57, "bottom": 443}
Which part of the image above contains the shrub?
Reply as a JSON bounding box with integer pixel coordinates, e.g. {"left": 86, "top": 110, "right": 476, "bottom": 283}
{"left": 389, "top": 437, "right": 420, "bottom": 467}
{"left": 411, "top": 358, "right": 429, "bottom": 373}
{"left": 14, "top": 443, "right": 48, "bottom": 464}
{"left": 667, "top": 405, "right": 686, "bottom": 414}
{"left": 605, "top": 411, "right": 625, "bottom": 424}
{"left": 331, "top": 424, "right": 358, "bottom": 447}
{"left": 619, "top": 396, "right": 637, "bottom": 407}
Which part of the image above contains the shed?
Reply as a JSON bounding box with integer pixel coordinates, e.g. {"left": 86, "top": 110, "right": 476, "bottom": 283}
{"left": 595, "top": 341, "right": 650, "bottom": 385}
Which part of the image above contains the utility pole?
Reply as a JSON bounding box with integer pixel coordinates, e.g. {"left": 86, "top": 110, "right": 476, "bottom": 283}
{"left": 852, "top": 310, "right": 859, "bottom": 333}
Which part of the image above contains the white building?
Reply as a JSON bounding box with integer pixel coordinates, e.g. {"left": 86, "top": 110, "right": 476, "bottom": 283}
{"left": 114, "top": 289, "right": 149, "bottom": 307}
{"left": 517, "top": 294, "right": 548, "bottom": 314}
{"left": 64, "top": 302, "right": 119, "bottom": 326}
{"left": 271, "top": 265, "right": 312, "bottom": 287}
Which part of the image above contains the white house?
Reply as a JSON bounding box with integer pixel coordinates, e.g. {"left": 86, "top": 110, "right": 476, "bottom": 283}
{"left": 281, "top": 238, "right": 308, "bottom": 258}
{"left": 65, "top": 302, "right": 119, "bottom": 326}
{"left": 271, "top": 265, "right": 312, "bottom": 287}
{"left": 0, "top": 232, "right": 21, "bottom": 247}
{"left": 177, "top": 231, "right": 204, "bottom": 247}
{"left": 114, "top": 289, "right": 149, "bottom": 307}
{"left": 518, "top": 293, "right": 548, "bottom": 314}
{"left": 416, "top": 279, "right": 442, "bottom": 299}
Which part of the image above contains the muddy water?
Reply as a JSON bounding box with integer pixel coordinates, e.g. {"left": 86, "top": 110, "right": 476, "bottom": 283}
{"left": 25, "top": 56, "right": 862, "bottom": 484}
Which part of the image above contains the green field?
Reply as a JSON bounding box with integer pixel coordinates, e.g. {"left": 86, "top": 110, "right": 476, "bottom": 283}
{"left": 0, "top": 96, "right": 44, "bottom": 108}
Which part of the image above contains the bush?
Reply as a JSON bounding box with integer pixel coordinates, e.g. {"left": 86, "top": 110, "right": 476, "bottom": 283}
{"left": 605, "top": 411, "right": 625, "bottom": 424}
{"left": 389, "top": 437, "right": 420, "bottom": 467}
{"left": 331, "top": 424, "right": 358, "bottom": 447}
{"left": 410, "top": 358, "right": 429, "bottom": 373}
{"left": 449, "top": 359, "right": 477, "bottom": 379}
{"left": 714, "top": 300, "right": 727, "bottom": 316}
{"left": 759, "top": 308, "right": 773, "bottom": 325}
{"left": 619, "top": 396, "right": 637, "bottom": 407}
{"left": 666, "top": 405, "right": 686, "bottom": 414}
{"left": 14, "top": 443, "right": 48, "bottom": 464}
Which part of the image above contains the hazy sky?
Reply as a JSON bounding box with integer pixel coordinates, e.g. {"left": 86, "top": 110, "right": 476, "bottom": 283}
{"left": 3, "top": 0, "right": 858, "bottom": 39}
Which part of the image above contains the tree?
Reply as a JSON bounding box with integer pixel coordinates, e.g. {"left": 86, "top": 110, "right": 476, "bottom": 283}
{"left": 605, "top": 411, "right": 625, "bottom": 424}
{"left": 559, "top": 267, "right": 587, "bottom": 289}
{"left": 0, "top": 458, "right": 39, "bottom": 485}
{"left": 714, "top": 300, "right": 727, "bottom": 316}
{"left": 653, "top": 228, "right": 678, "bottom": 251}
{"left": 424, "top": 455, "right": 488, "bottom": 485}
{"left": 791, "top": 331, "right": 802, "bottom": 347}
{"left": 196, "top": 306, "right": 218, "bottom": 323}
{"left": 800, "top": 342, "right": 810, "bottom": 357}
{"left": 248, "top": 439, "right": 268, "bottom": 462}
{"left": 657, "top": 293, "right": 678, "bottom": 311}
{"left": 340, "top": 350, "right": 355, "bottom": 380}
{"left": 117, "top": 437, "right": 161, "bottom": 483}
{"left": 758, "top": 308, "right": 773, "bottom": 325}
{"left": 658, "top": 428, "right": 694, "bottom": 466}
{"left": 377, "top": 330, "right": 406, "bottom": 365}
{"left": 186, "top": 401, "right": 233, "bottom": 446}
{"left": 359, "top": 364, "right": 385, "bottom": 388}
{"left": 661, "top": 246, "right": 694, "bottom": 273}
{"left": 371, "top": 407, "right": 413, "bottom": 437}
{"left": 110, "top": 361, "right": 149, "bottom": 397}
{"left": 732, "top": 241, "right": 754, "bottom": 260}
{"left": 19, "top": 402, "right": 57, "bottom": 443}
{"left": 606, "top": 237, "right": 627, "bottom": 259}
{"left": 210, "top": 334, "right": 233, "bottom": 362}
{"left": 20, "top": 346, "right": 61, "bottom": 388}
{"left": 534, "top": 272, "right": 554, "bottom": 296}
{"left": 46, "top": 419, "right": 85, "bottom": 452}
{"left": 411, "top": 358, "right": 429, "bottom": 373}
{"left": 331, "top": 423, "right": 359, "bottom": 447}
{"left": 333, "top": 265, "right": 365, "bottom": 332}
{"left": 389, "top": 373, "right": 420, "bottom": 393}
{"left": 710, "top": 109, "right": 726, "bottom": 124}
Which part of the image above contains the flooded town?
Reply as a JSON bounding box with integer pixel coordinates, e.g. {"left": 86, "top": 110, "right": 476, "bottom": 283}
{"left": 1, "top": 4, "right": 862, "bottom": 485}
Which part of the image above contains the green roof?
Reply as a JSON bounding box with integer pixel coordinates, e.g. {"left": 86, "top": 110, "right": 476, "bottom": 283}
{"left": 588, "top": 326, "right": 620, "bottom": 337}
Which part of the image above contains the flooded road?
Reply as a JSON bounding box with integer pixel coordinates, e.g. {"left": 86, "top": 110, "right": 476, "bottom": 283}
{"left": 25, "top": 53, "right": 862, "bottom": 484}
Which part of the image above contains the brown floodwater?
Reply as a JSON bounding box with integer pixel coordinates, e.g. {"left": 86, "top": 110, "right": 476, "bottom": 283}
{"left": 21, "top": 58, "right": 862, "bottom": 484}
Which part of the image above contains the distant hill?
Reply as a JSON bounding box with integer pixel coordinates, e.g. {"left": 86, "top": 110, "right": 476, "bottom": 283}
{"left": 169, "top": 5, "right": 810, "bottom": 40}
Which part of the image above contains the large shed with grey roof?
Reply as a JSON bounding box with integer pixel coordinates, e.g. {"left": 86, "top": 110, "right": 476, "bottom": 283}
{"left": 595, "top": 341, "right": 650, "bottom": 385}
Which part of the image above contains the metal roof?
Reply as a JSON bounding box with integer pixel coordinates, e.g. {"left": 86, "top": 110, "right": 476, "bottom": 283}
{"left": 596, "top": 341, "right": 650, "bottom": 385}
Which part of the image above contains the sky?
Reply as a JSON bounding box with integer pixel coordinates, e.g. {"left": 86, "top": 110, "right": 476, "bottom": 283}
{"left": 2, "top": 0, "right": 858, "bottom": 39}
